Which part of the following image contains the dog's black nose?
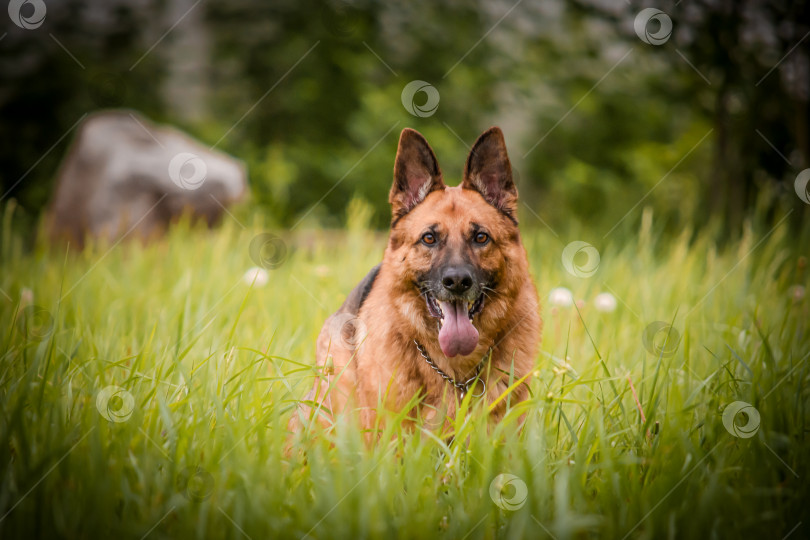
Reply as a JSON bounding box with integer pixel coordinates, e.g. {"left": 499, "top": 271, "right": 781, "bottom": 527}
{"left": 441, "top": 267, "right": 474, "bottom": 294}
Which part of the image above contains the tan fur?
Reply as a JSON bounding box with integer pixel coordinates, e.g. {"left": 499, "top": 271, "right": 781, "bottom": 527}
{"left": 289, "top": 127, "right": 541, "bottom": 439}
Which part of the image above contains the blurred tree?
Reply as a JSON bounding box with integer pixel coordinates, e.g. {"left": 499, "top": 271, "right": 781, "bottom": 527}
{"left": 0, "top": 0, "right": 168, "bottom": 232}
{"left": 1, "top": 0, "right": 805, "bottom": 240}
{"left": 577, "top": 0, "right": 809, "bottom": 235}
{"left": 662, "top": 0, "right": 809, "bottom": 233}
{"left": 204, "top": 0, "right": 498, "bottom": 226}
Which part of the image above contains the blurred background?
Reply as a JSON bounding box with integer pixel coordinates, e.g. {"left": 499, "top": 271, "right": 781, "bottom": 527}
{"left": 1, "top": 0, "right": 808, "bottom": 241}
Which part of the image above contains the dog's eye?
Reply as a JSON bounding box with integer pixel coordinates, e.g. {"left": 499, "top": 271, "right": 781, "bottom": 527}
{"left": 474, "top": 232, "right": 489, "bottom": 245}
{"left": 421, "top": 232, "right": 436, "bottom": 245}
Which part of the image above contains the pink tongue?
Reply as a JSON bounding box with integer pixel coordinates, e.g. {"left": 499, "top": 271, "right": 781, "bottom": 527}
{"left": 438, "top": 301, "right": 479, "bottom": 357}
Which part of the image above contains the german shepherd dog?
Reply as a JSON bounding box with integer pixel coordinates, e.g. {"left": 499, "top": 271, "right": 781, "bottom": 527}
{"left": 289, "top": 127, "right": 541, "bottom": 436}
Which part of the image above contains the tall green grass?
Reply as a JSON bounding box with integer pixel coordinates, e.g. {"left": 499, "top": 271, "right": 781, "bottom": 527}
{"left": 1, "top": 204, "right": 808, "bottom": 539}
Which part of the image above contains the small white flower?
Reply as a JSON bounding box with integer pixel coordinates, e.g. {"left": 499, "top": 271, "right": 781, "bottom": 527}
{"left": 594, "top": 292, "right": 617, "bottom": 312}
{"left": 789, "top": 285, "right": 805, "bottom": 302}
{"left": 548, "top": 287, "right": 573, "bottom": 307}
{"left": 243, "top": 267, "right": 269, "bottom": 287}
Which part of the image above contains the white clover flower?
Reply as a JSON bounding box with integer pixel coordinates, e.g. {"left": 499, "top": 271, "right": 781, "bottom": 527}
{"left": 548, "top": 287, "right": 574, "bottom": 307}
{"left": 594, "top": 292, "right": 617, "bottom": 312}
{"left": 243, "top": 266, "right": 269, "bottom": 287}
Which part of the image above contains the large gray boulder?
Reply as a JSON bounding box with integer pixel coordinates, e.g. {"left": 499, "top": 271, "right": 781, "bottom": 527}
{"left": 47, "top": 110, "right": 247, "bottom": 247}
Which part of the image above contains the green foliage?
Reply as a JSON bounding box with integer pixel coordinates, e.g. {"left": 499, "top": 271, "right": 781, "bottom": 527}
{"left": 1, "top": 206, "right": 808, "bottom": 538}
{"left": 3, "top": 0, "right": 807, "bottom": 237}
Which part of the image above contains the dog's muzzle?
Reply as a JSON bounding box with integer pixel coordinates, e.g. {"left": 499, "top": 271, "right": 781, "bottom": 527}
{"left": 422, "top": 265, "right": 487, "bottom": 357}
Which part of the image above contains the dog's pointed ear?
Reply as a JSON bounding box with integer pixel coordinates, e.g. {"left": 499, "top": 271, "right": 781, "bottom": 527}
{"left": 462, "top": 127, "right": 518, "bottom": 221}
{"left": 390, "top": 128, "right": 445, "bottom": 221}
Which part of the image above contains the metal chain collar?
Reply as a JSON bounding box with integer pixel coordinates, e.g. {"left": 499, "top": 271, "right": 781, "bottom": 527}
{"left": 413, "top": 340, "right": 492, "bottom": 399}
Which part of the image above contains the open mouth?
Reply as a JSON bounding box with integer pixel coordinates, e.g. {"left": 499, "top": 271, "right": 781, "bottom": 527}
{"left": 424, "top": 293, "right": 484, "bottom": 323}
{"left": 422, "top": 290, "right": 486, "bottom": 358}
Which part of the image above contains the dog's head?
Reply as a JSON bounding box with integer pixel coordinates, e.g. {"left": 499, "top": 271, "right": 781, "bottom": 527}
{"left": 385, "top": 127, "right": 526, "bottom": 358}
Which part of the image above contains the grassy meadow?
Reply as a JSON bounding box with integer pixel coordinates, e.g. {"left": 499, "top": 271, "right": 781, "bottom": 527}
{"left": 0, "top": 202, "right": 808, "bottom": 539}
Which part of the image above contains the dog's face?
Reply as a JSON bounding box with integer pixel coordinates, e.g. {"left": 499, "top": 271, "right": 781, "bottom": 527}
{"left": 386, "top": 127, "right": 525, "bottom": 358}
